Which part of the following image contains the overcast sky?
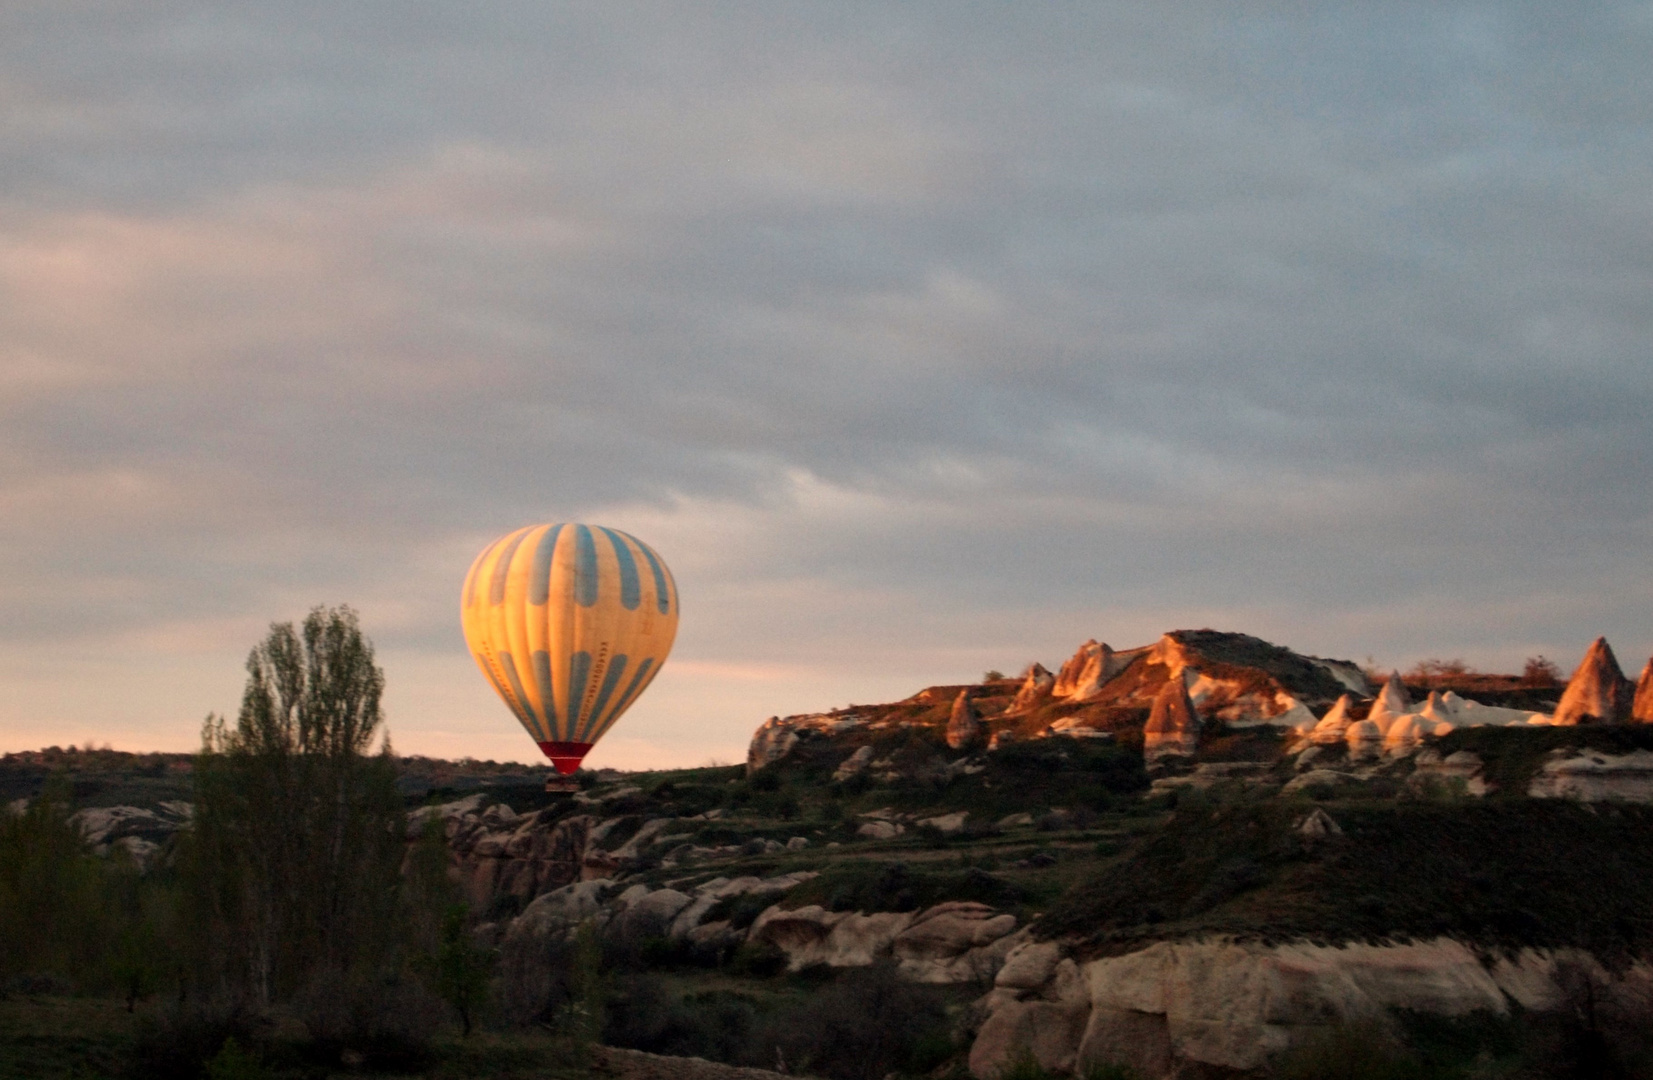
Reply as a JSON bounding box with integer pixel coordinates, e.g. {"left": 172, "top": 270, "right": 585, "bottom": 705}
{"left": 3, "top": 2, "right": 1650, "bottom": 768}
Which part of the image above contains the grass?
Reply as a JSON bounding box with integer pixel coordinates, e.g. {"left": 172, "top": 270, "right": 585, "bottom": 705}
{"left": 1037, "top": 798, "right": 1653, "bottom": 958}
{"left": 0, "top": 993, "right": 608, "bottom": 1080}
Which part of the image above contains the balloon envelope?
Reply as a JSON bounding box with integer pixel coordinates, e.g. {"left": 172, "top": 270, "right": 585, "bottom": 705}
{"left": 461, "top": 523, "right": 678, "bottom": 773}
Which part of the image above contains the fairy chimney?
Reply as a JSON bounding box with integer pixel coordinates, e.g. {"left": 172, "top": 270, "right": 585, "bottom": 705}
{"left": 1366, "top": 672, "right": 1411, "bottom": 735}
{"left": 947, "top": 690, "right": 984, "bottom": 750}
{"left": 1005, "top": 663, "right": 1056, "bottom": 715}
{"left": 1052, "top": 640, "right": 1118, "bottom": 701}
{"left": 1143, "top": 675, "right": 1199, "bottom": 761}
{"left": 1633, "top": 659, "right": 1653, "bottom": 724}
{"left": 1553, "top": 637, "right": 1635, "bottom": 725}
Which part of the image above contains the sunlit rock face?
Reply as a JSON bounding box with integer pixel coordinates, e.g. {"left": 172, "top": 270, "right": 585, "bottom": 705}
{"left": 1142, "top": 675, "right": 1199, "bottom": 762}
{"left": 947, "top": 690, "right": 984, "bottom": 750}
{"left": 1633, "top": 659, "right": 1653, "bottom": 723}
{"left": 1553, "top": 637, "right": 1635, "bottom": 725}
{"left": 1004, "top": 663, "right": 1055, "bottom": 716}
{"left": 1052, "top": 640, "right": 1125, "bottom": 701}
{"left": 1367, "top": 672, "right": 1412, "bottom": 734}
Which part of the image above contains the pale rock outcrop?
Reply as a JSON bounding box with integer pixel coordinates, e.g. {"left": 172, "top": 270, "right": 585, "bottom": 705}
{"left": 1344, "top": 719, "right": 1383, "bottom": 761}
{"left": 1006, "top": 663, "right": 1056, "bottom": 715}
{"left": 747, "top": 717, "right": 800, "bottom": 774}
{"left": 833, "top": 745, "right": 875, "bottom": 781}
{"left": 611, "top": 817, "right": 679, "bottom": 859}
{"left": 1048, "top": 717, "right": 1109, "bottom": 738}
{"left": 948, "top": 691, "right": 984, "bottom": 750}
{"left": 667, "top": 872, "right": 819, "bottom": 940}
{"left": 1554, "top": 637, "right": 1635, "bottom": 725}
{"left": 507, "top": 879, "right": 614, "bottom": 942}
{"left": 614, "top": 887, "right": 694, "bottom": 939}
{"left": 918, "top": 811, "right": 969, "bottom": 834}
{"left": 893, "top": 902, "right": 1019, "bottom": 983}
{"left": 1409, "top": 749, "right": 1489, "bottom": 796}
{"left": 969, "top": 937, "right": 1650, "bottom": 1079}
{"left": 1143, "top": 676, "right": 1199, "bottom": 762}
{"left": 1366, "top": 673, "right": 1411, "bottom": 735}
{"left": 857, "top": 819, "right": 904, "bottom": 840}
{"left": 1528, "top": 748, "right": 1653, "bottom": 802}
{"left": 1636, "top": 659, "right": 1653, "bottom": 723}
{"left": 748, "top": 905, "right": 916, "bottom": 970}
{"left": 1309, "top": 695, "right": 1353, "bottom": 745}
{"left": 996, "top": 941, "right": 1067, "bottom": 991}
{"left": 1294, "top": 807, "right": 1342, "bottom": 837}
{"left": 1282, "top": 769, "right": 1360, "bottom": 795}
{"left": 1383, "top": 712, "right": 1428, "bottom": 757}
{"left": 69, "top": 804, "right": 189, "bottom": 856}
{"left": 1053, "top": 641, "right": 1122, "bottom": 701}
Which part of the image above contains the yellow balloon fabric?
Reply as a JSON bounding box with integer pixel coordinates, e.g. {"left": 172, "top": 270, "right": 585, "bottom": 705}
{"left": 461, "top": 523, "right": 678, "bottom": 773}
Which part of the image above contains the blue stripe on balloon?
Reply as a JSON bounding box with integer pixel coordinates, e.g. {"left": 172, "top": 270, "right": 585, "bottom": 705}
{"left": 622, "top": 531, "right": 670, "bottom": 614}
{"left": 462, "top": 549, "right": 482, "bottom": 609}
{"left": 489, "top": 528, "right": 531, "bottom": 606}
{"left": 598, "top": 656, "right": 654, "bottom": 735}
{"left": 581, "top": 655, "right": 628, "bottom": 741}
{"left": 529, "top": 523, "right": 565, "bottom": 605}
{"left": 532, "top": 650, "right": 560, "bottom": 740}
{"left": 574, "top": 525, "right": 599, "bottom": 607}
{"left": 497, "top": 650, "right": 541, "bottom": 737}
{"left": 599, "top": 528, "right": 641, "bottom": 610}
{"left": 567, "top": 651, "right": 593, "bottom": 731}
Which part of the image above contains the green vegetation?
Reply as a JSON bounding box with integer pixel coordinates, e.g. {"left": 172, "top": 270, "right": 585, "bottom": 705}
{"left": 1038, "top": 798, "right": 1653, "bottom": 957}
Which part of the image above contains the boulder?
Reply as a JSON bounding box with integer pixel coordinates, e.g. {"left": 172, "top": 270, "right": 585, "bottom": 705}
{"left": 1006, "top": 663, "right": 1056, "bottom": 715}
{"left": 970, "top": 998, "right": 1092, "bottom": 1078}
{"left": 507, "top": 879, "right": 613, "bottom": 942}
{"left": 748, "top": 905, "right": 915, "bottom": 970}
{"left": 1636, "top": 660, "right": 1653, "bottom": 724}
{"left": 833, "top": 745, "right": 875, "bottom": 781}
{"left": 1553, "top": 637, "right": 1635, "bottom": 725}
{"left": 616, "top": 888, "right": 694, "bottom": 939}
{"left": 894, "top": 902, "right": 1018, "bottom": 962}
{"left": 747, "top": 717, "right": 800, "bottom": 773}
{"left": 918, "top": 811, "right": 969, "bottom": 834}
{"left": 1143, "top": 676, "right": 1199, "bottom": 761}
{"left": 947, "top": 691, "right": 984, "bottom": 751}
{"left": 996, "top": 940, "right": 1066, "bottom": 990}
{"left": 857, "top": 819, "right": 904, "bottom": 840}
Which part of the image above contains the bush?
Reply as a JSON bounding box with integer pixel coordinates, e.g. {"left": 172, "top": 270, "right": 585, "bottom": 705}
{"left": 762, "top": 961, "right": 952, "bottom": 1080}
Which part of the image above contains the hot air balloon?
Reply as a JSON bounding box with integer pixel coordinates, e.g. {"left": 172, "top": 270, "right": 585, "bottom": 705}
{"left": 461, "top": 523, "right": 678, "bottom": 784}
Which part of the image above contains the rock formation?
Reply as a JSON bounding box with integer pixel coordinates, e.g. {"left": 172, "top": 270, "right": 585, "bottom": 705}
{"left": 747, "top": 717, "right": 799, "bottom": 774}
{"left": 1635, "top": 659, "right": 1653, "bottom": 723}
{"left": 967, "top": 937, "right": 1650, "bottom": 1079}
{"left": 1309, "top": 695, "right": 1353, "bottom": 745}
{"left": 1005, "top": 663, "right": 1056, "bottom": 715}
{"left": 1344, "top": 718, "right": 1383, "bottom": 760}
{"left": 1553, "top": 637, "right": 1635, "bottom": 725}
{"left": 1143, "top": 675, "right": 1198, "bottom": 761}
{"left": 947, "top": 690, "right": 984, "bottom": 750}
{"left": 1052, "top": 640, "right": 1121, "bottom": 701}
{"left": 1367, "top": 672, "right": 1411, "bottom": 734}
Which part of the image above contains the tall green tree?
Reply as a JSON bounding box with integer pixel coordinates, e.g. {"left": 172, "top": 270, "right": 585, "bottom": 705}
{"left": 190, "top": 605, "right": 403, "bottom": 1005}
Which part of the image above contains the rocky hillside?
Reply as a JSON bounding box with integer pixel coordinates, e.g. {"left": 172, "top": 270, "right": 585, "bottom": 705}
{"left": 16, "top": 627, "right": 1653, "bottom": 1079}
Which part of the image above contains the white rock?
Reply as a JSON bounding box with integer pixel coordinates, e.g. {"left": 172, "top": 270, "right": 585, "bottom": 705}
{"left": 918, "top": 811, "right": 969, "bottom": 834}
{"left": 996, "top": 940, "right": 1066, "bottom": 990}
{"left": 1528, "top": 749, "right": 1653, "bottom": 803}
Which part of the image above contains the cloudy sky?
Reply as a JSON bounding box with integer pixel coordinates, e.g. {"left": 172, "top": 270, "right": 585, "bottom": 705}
{"left": 3, "top": 3, "right": 1650, "bottom": 768}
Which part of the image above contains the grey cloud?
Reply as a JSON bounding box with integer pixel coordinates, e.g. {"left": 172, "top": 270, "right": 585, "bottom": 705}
{"left": 2, "top": 3, "right": 1651, "bottom": 725}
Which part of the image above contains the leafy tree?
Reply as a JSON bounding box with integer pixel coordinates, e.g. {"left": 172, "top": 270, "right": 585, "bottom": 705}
{"left": 0, "top": 778, "right": 111, "bottom": 984}
{"left": 427, "top": 904, "right": 494, "bottom": 1036}
{"left": 189, "top": 605, "right": 403, "bottom": 1005}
